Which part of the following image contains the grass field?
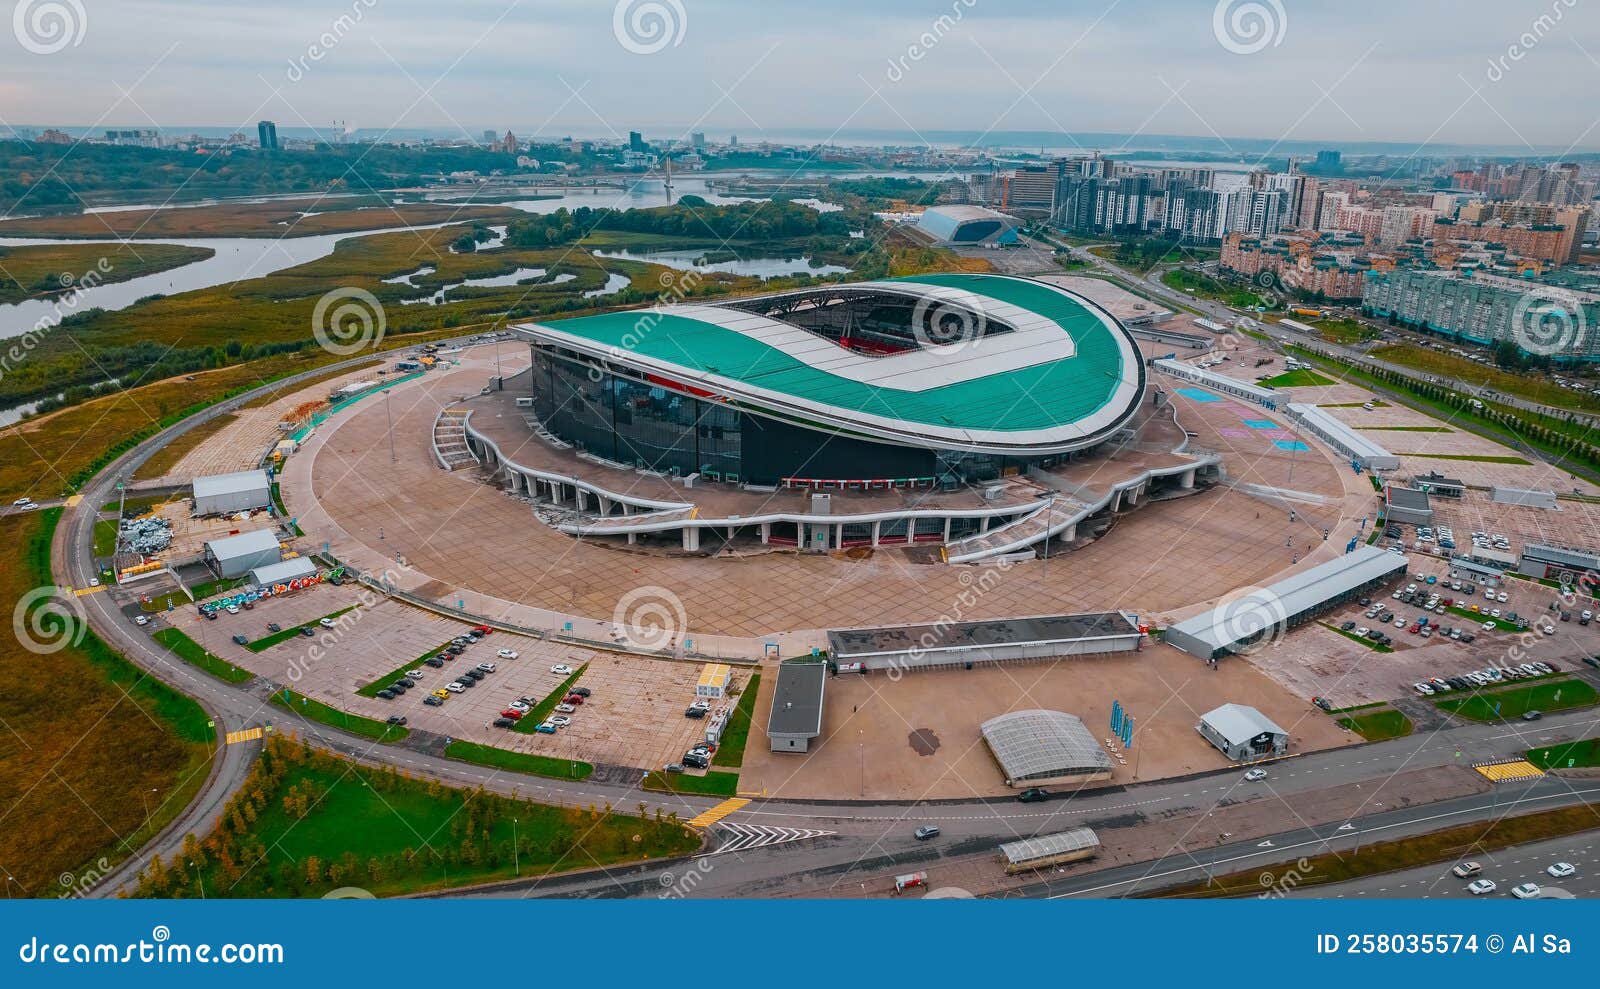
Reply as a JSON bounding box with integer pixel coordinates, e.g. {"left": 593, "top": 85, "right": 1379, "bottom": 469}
{"left": 1318, "top": 622, "right": 1394, "bottom": 653}
{"left": 642, "top": 769, "right": 742, "bottom": 797}
{"left": 139, "top": 738, "right": 696, "bottom": 897}
{"left": 1436, "top": 677, "right": 1598, "bottom": 721}
{"left": 0, "top": 242, "right": 213, "bottom": 304}
{"left": 1398, "top": 452, "right": 1531, "bottom": 465}
{"left": 1526, "top": 737, "right": 1600, "bottom": 770}
{"left": 1258, "top": 368, "right": 1336, "bottom": 388}
{"left": 268, "top": 688, "right": 408, "bottom": 742}
{"left": 151, "top": 627, "right": 254, "bottom": 684}
{"left": 1358, "top": 425, "right": 1453, "bottom": 432}
{"left": 1336, "top": 708, "right": 1413, "bottom": 741}
{"left": 442, "top": 740, "right": 594, "bottom": 780}
{"left": 0, "top": 509, "right": 215, "bottom": 896}
{"left": 1161, "top": 267, "right": 1267, "bottom": 308}
{"left": 712, "top": 673, "right": 762, "bottom": 768}
{"left": 1372, "top": 341, "right": 1600, "bottom": 415}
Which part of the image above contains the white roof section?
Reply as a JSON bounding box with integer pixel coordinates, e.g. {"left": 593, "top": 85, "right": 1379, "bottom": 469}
{"left": 980, "top": 710, "right": 1112, "bottom": 781}
{"left": 204, "top": 528, "right": 281, "bottom": 560}
{"left": 998, "top": 827, "right": 1101, "bottom": 866}
{"left": 1200, "top": 703, "right": 1287, "bottom": 745}
{"left": 1169, "top": 546, "right": 1408, "bottom": 654}
{"left": 1286, "top": 403, "right": 1395, "bottom": 462}
{"left": 193, "top": 469, "right": 270, "bottom": 498}
{"left": 250, "top": 556, "right": 318, "bottom": 585}
{"left": 1153, "top": 358, "right": 1282, "bottom": 403}
{"left": 922, "top": 204, "right": 1019, "bottom": 224}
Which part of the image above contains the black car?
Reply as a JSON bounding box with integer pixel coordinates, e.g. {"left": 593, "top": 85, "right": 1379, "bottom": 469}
{"left": 299, "top": 626, "right": 316, "bottom": 637}
{"left": 423, "top": 696, "right": 443, "bottom": 707}
{"left": 458, "top": 677, "right": 475, "bottom": 688}
{"left": 493, "top": 717, "right": 515, "bottom": 728}
{"left": 1017, "top": 788, "right": 1050, "bottom": 803}
{"left": 663, "top": 763, "right": 685, "bottom": 774}
{"left": 571, "top": 686, "right": 592, "bottom": 697}
{"left": 463, "top": 669, "right": 484, "bottom": 681}
{"left": 390, "top": 682, "right": 409, "bottom": 693}
{"left": 397, "top": 677, "right": 416, "bottom": 688}
{"left": 386, "top": 715, "right": 407, "bottom": 726}
{"left": 1340, "top": 620, "right": 1356, "bottom": 631}
{"left": 1582, "top": 656, "right": 1600, "bottom": 670}
{"left": 203, "top": 609, "right": 218, "bottom": 621}
{"left": 376, "top": 689, "right": 396, "bottom": 700}
{"left": 1522, "top": 710, "right": 1543, "bottom": 721}
{"left": 231, "top": 634, "right": 249, "bottom": 646}
{"left": 685, "top": 706, "right": 707, "bottom": 719}
{"left": 424, "top": 657, "right": 445, "bottom": 668}
{"left": 1358, "top": 596, "right": 1371, "bottom": 606}
{"left": 266, "top": 622, "right": 281, "bottom": 633}
{"left": 914, "top": 825, "right": 941, "bottom": 841}
{"left": 467, "top": 630, "right": 485, "bottom": 640}
{"left": 446, "top": 644, "right": 465, "bottom": 655}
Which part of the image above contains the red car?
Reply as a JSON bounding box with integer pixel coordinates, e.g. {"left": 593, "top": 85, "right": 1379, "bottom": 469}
{"left": 500, "top": 708, "right": 524, "bottom": 720}
{"left": 562, "top": 694, "right": 584, "bottom": 705}
{"left": 472, "top": 625, "right": 493, "bottom": 635}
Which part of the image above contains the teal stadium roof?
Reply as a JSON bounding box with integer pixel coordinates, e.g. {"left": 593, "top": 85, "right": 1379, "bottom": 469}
{"left": 514, "top": 273, "right": 1145, "bottom": 454}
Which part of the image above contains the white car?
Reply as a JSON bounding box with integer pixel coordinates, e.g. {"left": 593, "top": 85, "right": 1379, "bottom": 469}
{"left": 1510, "top": 882, "right": 1542, "bottom": 899}
{"left": 554, "top": 703, "right": 576, "bottom": 713}
{"left": 226, "top": 604, "right": 240, "bottom": 615}
{"left": 1483, "top": 621, "right": 1496, "bottom": 631}
{"left": 1497, "top": 591, "right": 1509, "bottom": 602}
{"left": 1413, "top": 682, "right": 1435, "bottom": 696}
{"left": 1489, "top": 608, "right": 1501, "bottom": 618}
{"left": 1467, "top": 878, "right": 1497, "bottom": 895}
{"left": 88, "top": 577, "right": 100, "bottom": 587}
{"left": 1540, "top": 625, "right": 1555, "bottom": 636}
{"left": 1243, "top": 768, "right": 1268, "bottom": 782}
{"left": 405, "top": 669, "right": 424, "bottom": 680}
{"left": 550, "top": 715, "right": 572, "bottom": 727}
{"left": 1356, "top": 626, "right": 1370, "bottom": 636}
{"left": 475, "top": 661, "right": 496, "bottom": 673}
{"left": 1394, "top": 618, "right": 1407, "bottom": 628}
{"left": 12, "top": 497, "right": 33, "bottom": 506}
{"left": 496, "top": 648, "right": 519, "bottom": 659}
{"left": 550, "top": 664, "right": 574, "bottom": 675}
{"left": 134, "top": 614, "right": 150, "bottom": 626}
{"left": 509, "top": 700, "right": 531, "bottom": 713}
{"left": 1546, "top": 862, "right": 1576, "bottom": 879}
{"left": 445, "top": 682, "right": 466, "bottom": 693}
{"left": 318, "top": 616, "right": 336, "bottom": 628}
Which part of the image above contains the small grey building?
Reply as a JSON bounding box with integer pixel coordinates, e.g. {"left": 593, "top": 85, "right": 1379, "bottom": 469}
{"left": 1384, "top": 485, "right": 1432, "bottom": 527}
{"left": 1412, "top": 472, "right": 1464, "bottom": 499}
{"left": 766, "top": 662, "right": 826, "bottom": 753}
{"left": 1519, "top": 542, "right": 1600, "bottom": 582}
{"left": 1197, "top": 703, "right": 1288, "bottom": 761}
{"left": 193, "top": 469, "right": 272, "bottom": 516}
{"left": 203, "top": 528, "right": 283, "bottom": 579}
{"left": 249, "top": 555, "right": 318, "bottom": 588}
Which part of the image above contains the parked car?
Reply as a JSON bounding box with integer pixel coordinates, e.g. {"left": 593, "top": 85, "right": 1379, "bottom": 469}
{"left": 471, "top": 625, "right": 493, "bottom": 636}
{"left": 266, "top": 622, "right": 281, "bottom": 632}
{"left": 476, "top": 662, "right": 497, "bottom": 674}
{"left": 550, "top": 664, "right": 574, "bottom": 675}
{"left": 226, "top": 605, "right": 239, "bottom": 615}
{"left": 376, "top": 689, "right": 395, "bottom": 700}
{"left": 231, "top": 634, "right": 248, "bottom": 645}
{"left": 509, "top": 701, "right": 531, "bottom": 713}
{"left": 385, "top": 716, "right": 407, "bottom": 726}
{"left": 424, "top": 657, "right": 445, "bottom": 668}
{"left": 446, "top": 682, "right": 466, "bottom": 693}
{"left": 493, "top": 717, "right": 516, "bottom": 729}
{"left": 685, "top": 706, "right": 707, "bottom": 719}
{"left": 550, "top": 715, "right": 572, "bottom": 727}
{"left": 553, "top": 703, "right": 575, "bottom": 713}
{"left": 499, "top": 709, "right": 524, "bottom": 720}
{"left": 570, "top": 686, "right": 592, "bottom": 697}
{"left": 1243, "top": 768, "right": 1268, "bottom": 782}
{"left": 563, "top": 693, "right": 585, "bottom": 705}
{"left": 1522, "top": 710, "right": 1543, "bottom": 721}
{"left": 914, "top": 825, "right": 941, "bottom": 841}
{"left": 423, "top": 696, "right": 443, "bottom": 707}
{"left": 663, "top": 763, "right": 685, "bottom": 774}
{"left": 299, "top": 626, "right": 315, "bottom": 637}
{"left": 496, "top": 648, "right": 519, "bottom": 659}
{"left": 1017, "top": 787, "right": 1050, "bottom": 803}
{"left": 534, "top": 722, "right": 557, "bottom": 734}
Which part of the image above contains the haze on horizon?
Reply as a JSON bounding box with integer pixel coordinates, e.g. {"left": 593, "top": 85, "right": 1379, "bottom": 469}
{"left": 2, "top": 0, "right": 1598, "bottom": 152}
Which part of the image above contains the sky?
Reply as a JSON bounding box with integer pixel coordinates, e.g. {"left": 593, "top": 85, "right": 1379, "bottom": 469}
{"left": 3, "top": 0, "right": 1600, "bottom": 152}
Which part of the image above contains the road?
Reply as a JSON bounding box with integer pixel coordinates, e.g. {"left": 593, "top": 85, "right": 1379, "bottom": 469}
{"left": 1289, "top": 827, "right": 1599, "bottom": 899}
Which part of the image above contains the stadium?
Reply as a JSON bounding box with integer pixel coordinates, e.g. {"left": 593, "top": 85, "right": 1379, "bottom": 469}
{"left": 445, "top": 273, "right": 1213, "bottom": 558}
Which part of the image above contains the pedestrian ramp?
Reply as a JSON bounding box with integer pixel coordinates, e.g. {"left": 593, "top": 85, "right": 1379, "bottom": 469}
{"left": 224, "top": 726, "right": 265, "bottom": 745}
{"left": 1474, "top": 759, "right": 1544, "bottom": 782}
{"left": 687, "top": 797, "right": 749, "bottom": 828}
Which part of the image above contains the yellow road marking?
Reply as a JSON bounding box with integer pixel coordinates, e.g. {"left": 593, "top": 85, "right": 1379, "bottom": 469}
{"left": 73, "top": 585, "right": 105, "bottom": 596}
{"left": 688, "top": 797, "right": 749, "bottom": 828}
{"left": 63, "top": 495, "right": 82, "bottom": 507}
{"left": 1475, "top": 760, "right": 1544, "bottom": 782}
{"left": 224, "top": 727, "right": 265, "bottom": 745}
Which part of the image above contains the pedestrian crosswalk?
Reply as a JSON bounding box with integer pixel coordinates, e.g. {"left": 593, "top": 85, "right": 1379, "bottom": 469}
{"left": 224, "top": 727, "right": 265, "bottom": 745}
{"left": 1474, "top": 759, "right": 1544, "bottom": 782}
{"left": 710, "top": 823, "right": 835, "bottom": 855}
{"left": 687, "top": 797, "right": 749, "bottom": 828}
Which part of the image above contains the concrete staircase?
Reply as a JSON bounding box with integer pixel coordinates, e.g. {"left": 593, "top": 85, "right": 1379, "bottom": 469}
{"left": 432, "top": 409, "right": 477, "bottom": 471}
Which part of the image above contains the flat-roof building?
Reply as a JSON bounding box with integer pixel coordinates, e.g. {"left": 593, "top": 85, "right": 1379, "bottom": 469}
{"left": 1152, "top": 357, "right": 1282, "bottom": 408}
{"left": 826, "top": 612, "right": 1142, "bottom": 672}
{"left": 1384, "top": 486, "right": 1433, "bottom": 527}
{"left": 203, "top": 528, "right": 283, "bottom": 579}
{"left": 766, "top": 662, "right": 827, "bottom": 753}
{"left": 1492, "top": 486, "right": 1557, "bottom": 510}
{"left": 997, "top": 827, "right": 1101, "bottom": 874}
{"left": 1284, "top": 404, "right": 1400, "bottom": 470}
{"left": 696, "top": 663, "right": 732, "bottom": 699}
{"left": 1164, "top": 545, "right": 1408, "bottom": 661}
{"left": 249, "top": 556, "right": 317, "bottom": 588}
{"left": 980, "top": 709, "right": 1112, "bottom": 788}
{"left": 1519, "top": 542, "right": 1600, "bottom": 581}
{"left": 1413, "top": 471, "right": 1464, "bottom": 498}
{"left": 192, "top": 469, "right": 271, "bottom": 516}
{"left": 1197, "top": 703, "right": 1289, "bottom": 761}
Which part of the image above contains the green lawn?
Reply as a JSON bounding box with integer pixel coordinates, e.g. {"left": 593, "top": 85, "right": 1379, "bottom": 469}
{"left": 1318, "top": 622, "right": 1393, "bottom": 652}
{"left": 245, "top": 606, "right": 356, "bottom": 652}
{"left": 712, "top": 672, "right": 762, "bottom": 768}
{"left": 1436, "top": 677, "right": 1598, "bottom": 722}
{"left": 1444, "top": 604, "right": 1518, "bottom": 631}
{"left": 1398, "top": 452, "right": 1531, "bottom": 465}
{"left": 138, "top": 738, "right": 698, "bottom": 897}
{"left": 1336, "top": 708, "right": 1413, "bottom": 741}
{"left": 443, "top": 740, "right": 593, "bottom": 780}
{"left": 356, "top": 638, "right": 456, "bottom": 697}
{"left": 1257, "top": 368, "right": 1336, "bottom": 389}
{"left": 268, "top": 687, "right": 408, "bottom": 742}
{"left": 512, "top": 663, "right": 589, "bottom": 733}
{"left": 642, "top": 769, "right": 741, "bottom": 797}
{"left": 1160, "top": 267, "right": 1266, "bottom": 308}
{"left": 92, "top": 518, "right": 119, "bottom": 557}
{"left": 1358, "top": 425, "right": 1453, "bottom": 432}
{"left": 1526, "top": 737, "right": 1600, "bottom": 770}
{"left": 151, "top": 628, "right": 254, "bottom": 684}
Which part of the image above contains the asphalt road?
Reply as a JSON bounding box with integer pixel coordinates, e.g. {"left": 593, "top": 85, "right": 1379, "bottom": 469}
{"left": 1288, "top": 825, "right": 1600, "bottom": 899}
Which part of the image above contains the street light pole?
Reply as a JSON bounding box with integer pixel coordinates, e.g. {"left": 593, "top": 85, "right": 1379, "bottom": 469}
{"left": 513, "top": 817, "right": 519, "bottom": 877}
{"left": 383, "top": 389, "right": 397, "bottom": 463}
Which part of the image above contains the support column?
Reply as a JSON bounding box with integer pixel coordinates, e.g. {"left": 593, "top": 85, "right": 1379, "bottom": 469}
{"left": 576, "top": 488, "right": 590, "bottom": 512}
{"left": 943, "top": 517, "right": 952, "bottom": 542}
{"left": 627, "top": 531, "right": 638, "bottom": 545}
{"left": 760, "top": 522, "right": 771, "bottom": 544}
{"left": 681, "top": 527, "right": 700, "bottom": 551}
{"left": 871, "top": 521, "right": 881, "bottom": 547}
{"left": 1180, "top": 468, "right": 1196, "bottom": 490}
{"left": 833, "top": 524, "right": 843, "bottom": 549}
{"left": 980, "top": 516, "right": 991, "bottom": 533}
{"left": 598, "top": 495, "right": 612, "bottom": 516}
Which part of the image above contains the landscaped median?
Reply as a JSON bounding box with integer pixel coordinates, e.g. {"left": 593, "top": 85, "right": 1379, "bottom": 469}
{"left": 642, "top": 769, "right": 741, "bottom": 797}
{"left": 1526, "top": 737, "right": 1600, "bottom": 771}
{"left": 268, "top": 686, "right": 408, "bottom": 742}
{"left": 246, "top": 606, "right": 357, "bottom": 652}
{"left": 512, "top": 663, "right": 589, "bottom": 733}
{"left": 1335, "top": 707, "right": 1413, "bottom": 742}
{"left": 151, "top": 628, "right": 254, "bottom": 684}
{"left": 442, "top": 740, "right": 594, "bottom": 780}
{"left": 357, "top": 639, "right": 455, "bottom": 697}
{"left": 1318, "top": 622, "right": 1393, "bottom": 653}
{"left": 1435, "top": 677, "right": 1598, "bottom": 722}
{"left": 712, "top": 672, "right": 762, "bottom": 768}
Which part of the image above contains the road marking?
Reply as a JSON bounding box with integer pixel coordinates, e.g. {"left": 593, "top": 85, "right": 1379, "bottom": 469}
{"left": 709, "top": 823, "right": 835, "bottom": 855}
{"left": 224, "top": 727, "right": 264, "bottom": 745}
{"left": 73, "top": 585, "right": 105, "bottom": 596}
{"left": 688, "top": 797, "right": 750, "bottom": 828}
{"left": 1474, "top": 759, "right": 1544, "bottom": 782}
